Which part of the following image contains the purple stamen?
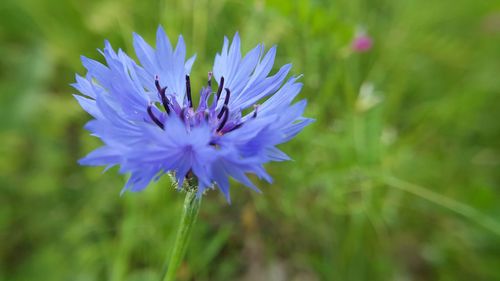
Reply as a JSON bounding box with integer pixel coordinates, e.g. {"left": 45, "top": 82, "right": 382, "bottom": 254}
{"left": 179, "top": 107, "right": 187, "bottom": 123}
{"left": 197, "top": 87, "right": 211, "bottom": 112}
{"left": 155, "top": 76, "right": 170, "bottom": 114}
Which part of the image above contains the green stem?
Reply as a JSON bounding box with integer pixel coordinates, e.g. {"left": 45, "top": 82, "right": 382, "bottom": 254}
{"left": 162, "top": 185, "right": 202, "bottom": 281}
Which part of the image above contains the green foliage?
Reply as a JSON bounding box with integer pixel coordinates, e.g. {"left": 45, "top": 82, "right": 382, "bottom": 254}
{"left": 1, "top": 0, "right": 499, "bottom": 280}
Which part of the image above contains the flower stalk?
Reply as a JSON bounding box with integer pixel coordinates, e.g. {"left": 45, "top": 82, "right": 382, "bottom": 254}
{"left": 162, "top": 180, "right": 202, "bottom": 281}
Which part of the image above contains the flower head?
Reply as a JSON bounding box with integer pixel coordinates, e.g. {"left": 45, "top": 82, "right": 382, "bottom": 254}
{"left": 351, "top": 32, "right": 373, "bottom": 53}
{"left": 73, "top": 26, "right": 313, "bottom": 202}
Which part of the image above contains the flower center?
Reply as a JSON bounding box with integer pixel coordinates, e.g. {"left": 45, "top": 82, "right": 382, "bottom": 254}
{"left": 146, "top": 74, "right": 248, "bottom": 135}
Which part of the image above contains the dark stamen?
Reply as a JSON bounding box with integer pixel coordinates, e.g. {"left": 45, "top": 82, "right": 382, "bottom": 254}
{"left": 185, "top": 75, "right": 193, "bottom": 108}
{"left": 223, "top": 88, "right": 231, "bottom": 106}
{"left": 231, "top": 123, "right": 243, "bottom": 131}
{"left": 252, "top": 104, "right": 260, "bottom": 118}
{"left": 217, "top": 106, "right": 229, "bottom": 132}
{"left": 147, "top": 105, "right": 164, "bottom": 129}
{"left": 154, "top": 76, "right": 162, "bottom": 92}
{"left": 223, "top": 123, "right": 243, "bottom": 134}
{"left": 217, "top": 88, "right": 231, "bottom": 118}
{"left": 207, "top": 72, "right": 213, "bottom": 87}
{"left": 155, "top": 76, "right": 170, "bottom": 114}
{"left": 216, "top": 77, "right": 225, "bottom": 101}
{"left": 161, "top": 94, "right": 170, "bottom": 114}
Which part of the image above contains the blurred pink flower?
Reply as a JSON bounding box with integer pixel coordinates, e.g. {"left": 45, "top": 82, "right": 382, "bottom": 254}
{"left": 351, "top": 33, "right": 373, "bottom": 53}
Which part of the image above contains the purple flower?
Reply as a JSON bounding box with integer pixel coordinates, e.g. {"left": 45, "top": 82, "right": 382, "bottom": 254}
{"left": 351, "top": 33, "right": 373, "bottom": 53}
{"left": 73, "top": 26, "right": 313, "bottom": 202}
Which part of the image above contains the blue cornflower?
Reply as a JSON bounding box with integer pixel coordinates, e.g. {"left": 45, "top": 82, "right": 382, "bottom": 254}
{"left": 73, "top": 26, "right": 313, "bottom": 202}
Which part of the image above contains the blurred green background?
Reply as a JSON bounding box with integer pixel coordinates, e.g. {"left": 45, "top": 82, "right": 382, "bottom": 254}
{"left": 1, "top": 0, "right": 500, "bottom": 280}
